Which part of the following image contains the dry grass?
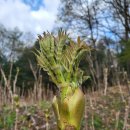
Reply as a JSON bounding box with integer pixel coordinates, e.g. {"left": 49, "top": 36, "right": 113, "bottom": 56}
{"left": 0, "top": 85, "right": 130, "bottom": 130}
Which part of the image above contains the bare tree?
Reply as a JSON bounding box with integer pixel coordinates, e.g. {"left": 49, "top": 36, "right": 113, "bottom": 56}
{"left": 103, "top": 0, "right": 130, "bottom": 41}
{"left": 57, "top": 0, "right": 102, "bottom": 40}
{"left": 57, "top": 0, "right": 106, "bottom": 89}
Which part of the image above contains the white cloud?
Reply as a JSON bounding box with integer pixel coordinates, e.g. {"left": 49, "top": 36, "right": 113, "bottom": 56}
{"left": 0, "top": 0, "right": 60, "bottom": 37}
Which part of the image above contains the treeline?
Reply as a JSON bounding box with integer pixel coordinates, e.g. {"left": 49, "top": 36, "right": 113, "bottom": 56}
{"left": 0, "top": 0, "right": 130, "bottom": 95}
{"left": 56, "top": 0, "right": 130, "bottom": 89}
{"left": 0, "top": 25, "right": 50, "bottom": 96}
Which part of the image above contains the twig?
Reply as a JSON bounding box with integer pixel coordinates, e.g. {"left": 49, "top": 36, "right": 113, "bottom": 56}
{"left": 13, "top": 68, "right": 19, "bottom": 94}
{"left": 89, "top": 96, "right": 95, "bottom": 130}
{"left": 123, "top": 97, "right": 130, "bottom": 130}
{"left": 0, "top": 67, "right": 13, "bottom": 107}
{"left": 104, "top": 68, "right": 108, "bottom": 95}
{"left": 115, "top": 111, "right": 120, "bottom": 130}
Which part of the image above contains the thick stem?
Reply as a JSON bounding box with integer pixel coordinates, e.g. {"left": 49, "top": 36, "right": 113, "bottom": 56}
{"left": 52, "top": 87, "right": 85, "bottom": 130}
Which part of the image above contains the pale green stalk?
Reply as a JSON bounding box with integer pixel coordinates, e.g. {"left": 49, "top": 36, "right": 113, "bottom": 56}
{"left": 35, "top": 30, "right": 90, "bottom": 130}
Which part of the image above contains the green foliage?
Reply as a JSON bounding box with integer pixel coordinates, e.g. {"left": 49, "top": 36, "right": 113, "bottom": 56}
{"left": 35, "top": 30, "right": 90, "bottom": 88}
{"left": 21, "top": 127, "right": 29, "bottom": 130}
{"left": 0, "top": 106, "right": 16, "bottom": 129}
{"left": 117, "top": 40, "right": 130, "bottom": 75}
{"left": 39, "top": 100, "right": 51, "bottom": 110}
{"left": 5, "top": 111, "right": 16, "bottom": 129}
{"left": 14, "top": 47, "right": 36, "bottom": 89}
{"left": 118, "top": 40, "right": 130, "bottom": 65}
{"left": 93, "top": 114, "right": 103, "bottom": 129}
{"left": 88, "top": 114, "right": 104, "bottom": 130}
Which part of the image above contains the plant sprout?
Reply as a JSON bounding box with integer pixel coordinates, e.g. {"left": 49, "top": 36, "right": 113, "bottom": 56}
{"left": 35, "top": 30, "right": 90, "bottom": 130}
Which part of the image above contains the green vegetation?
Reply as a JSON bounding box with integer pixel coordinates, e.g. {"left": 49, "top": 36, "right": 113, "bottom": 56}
{"left": 0, "top": 0, "right": 129, "bottom": 129}
{"left": 118, "top": 40, "right": 130, "bottom": 73}
{"left": 0, "top": 106, "right": 16, "bottom": 129}
{"left": 0, "top": 87, "right": 129, "bottom": 130}
{"left": 35, "top": 30, "right": 90, "bottom": 130}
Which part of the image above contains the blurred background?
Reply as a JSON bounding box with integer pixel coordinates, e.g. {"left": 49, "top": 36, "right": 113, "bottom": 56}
{"left": 0, "top": 0, "right": 130, "bottom": 96}
{"left": 0, "top": 0, "right": 130, "bottom": 130}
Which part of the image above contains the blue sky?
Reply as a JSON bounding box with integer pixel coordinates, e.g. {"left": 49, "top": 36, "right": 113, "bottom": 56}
{"left": 0, "top": 0, "right": 60, "bottom": 37}
{"left": 22, "top": 0, "right": 44, "bottom": 10}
